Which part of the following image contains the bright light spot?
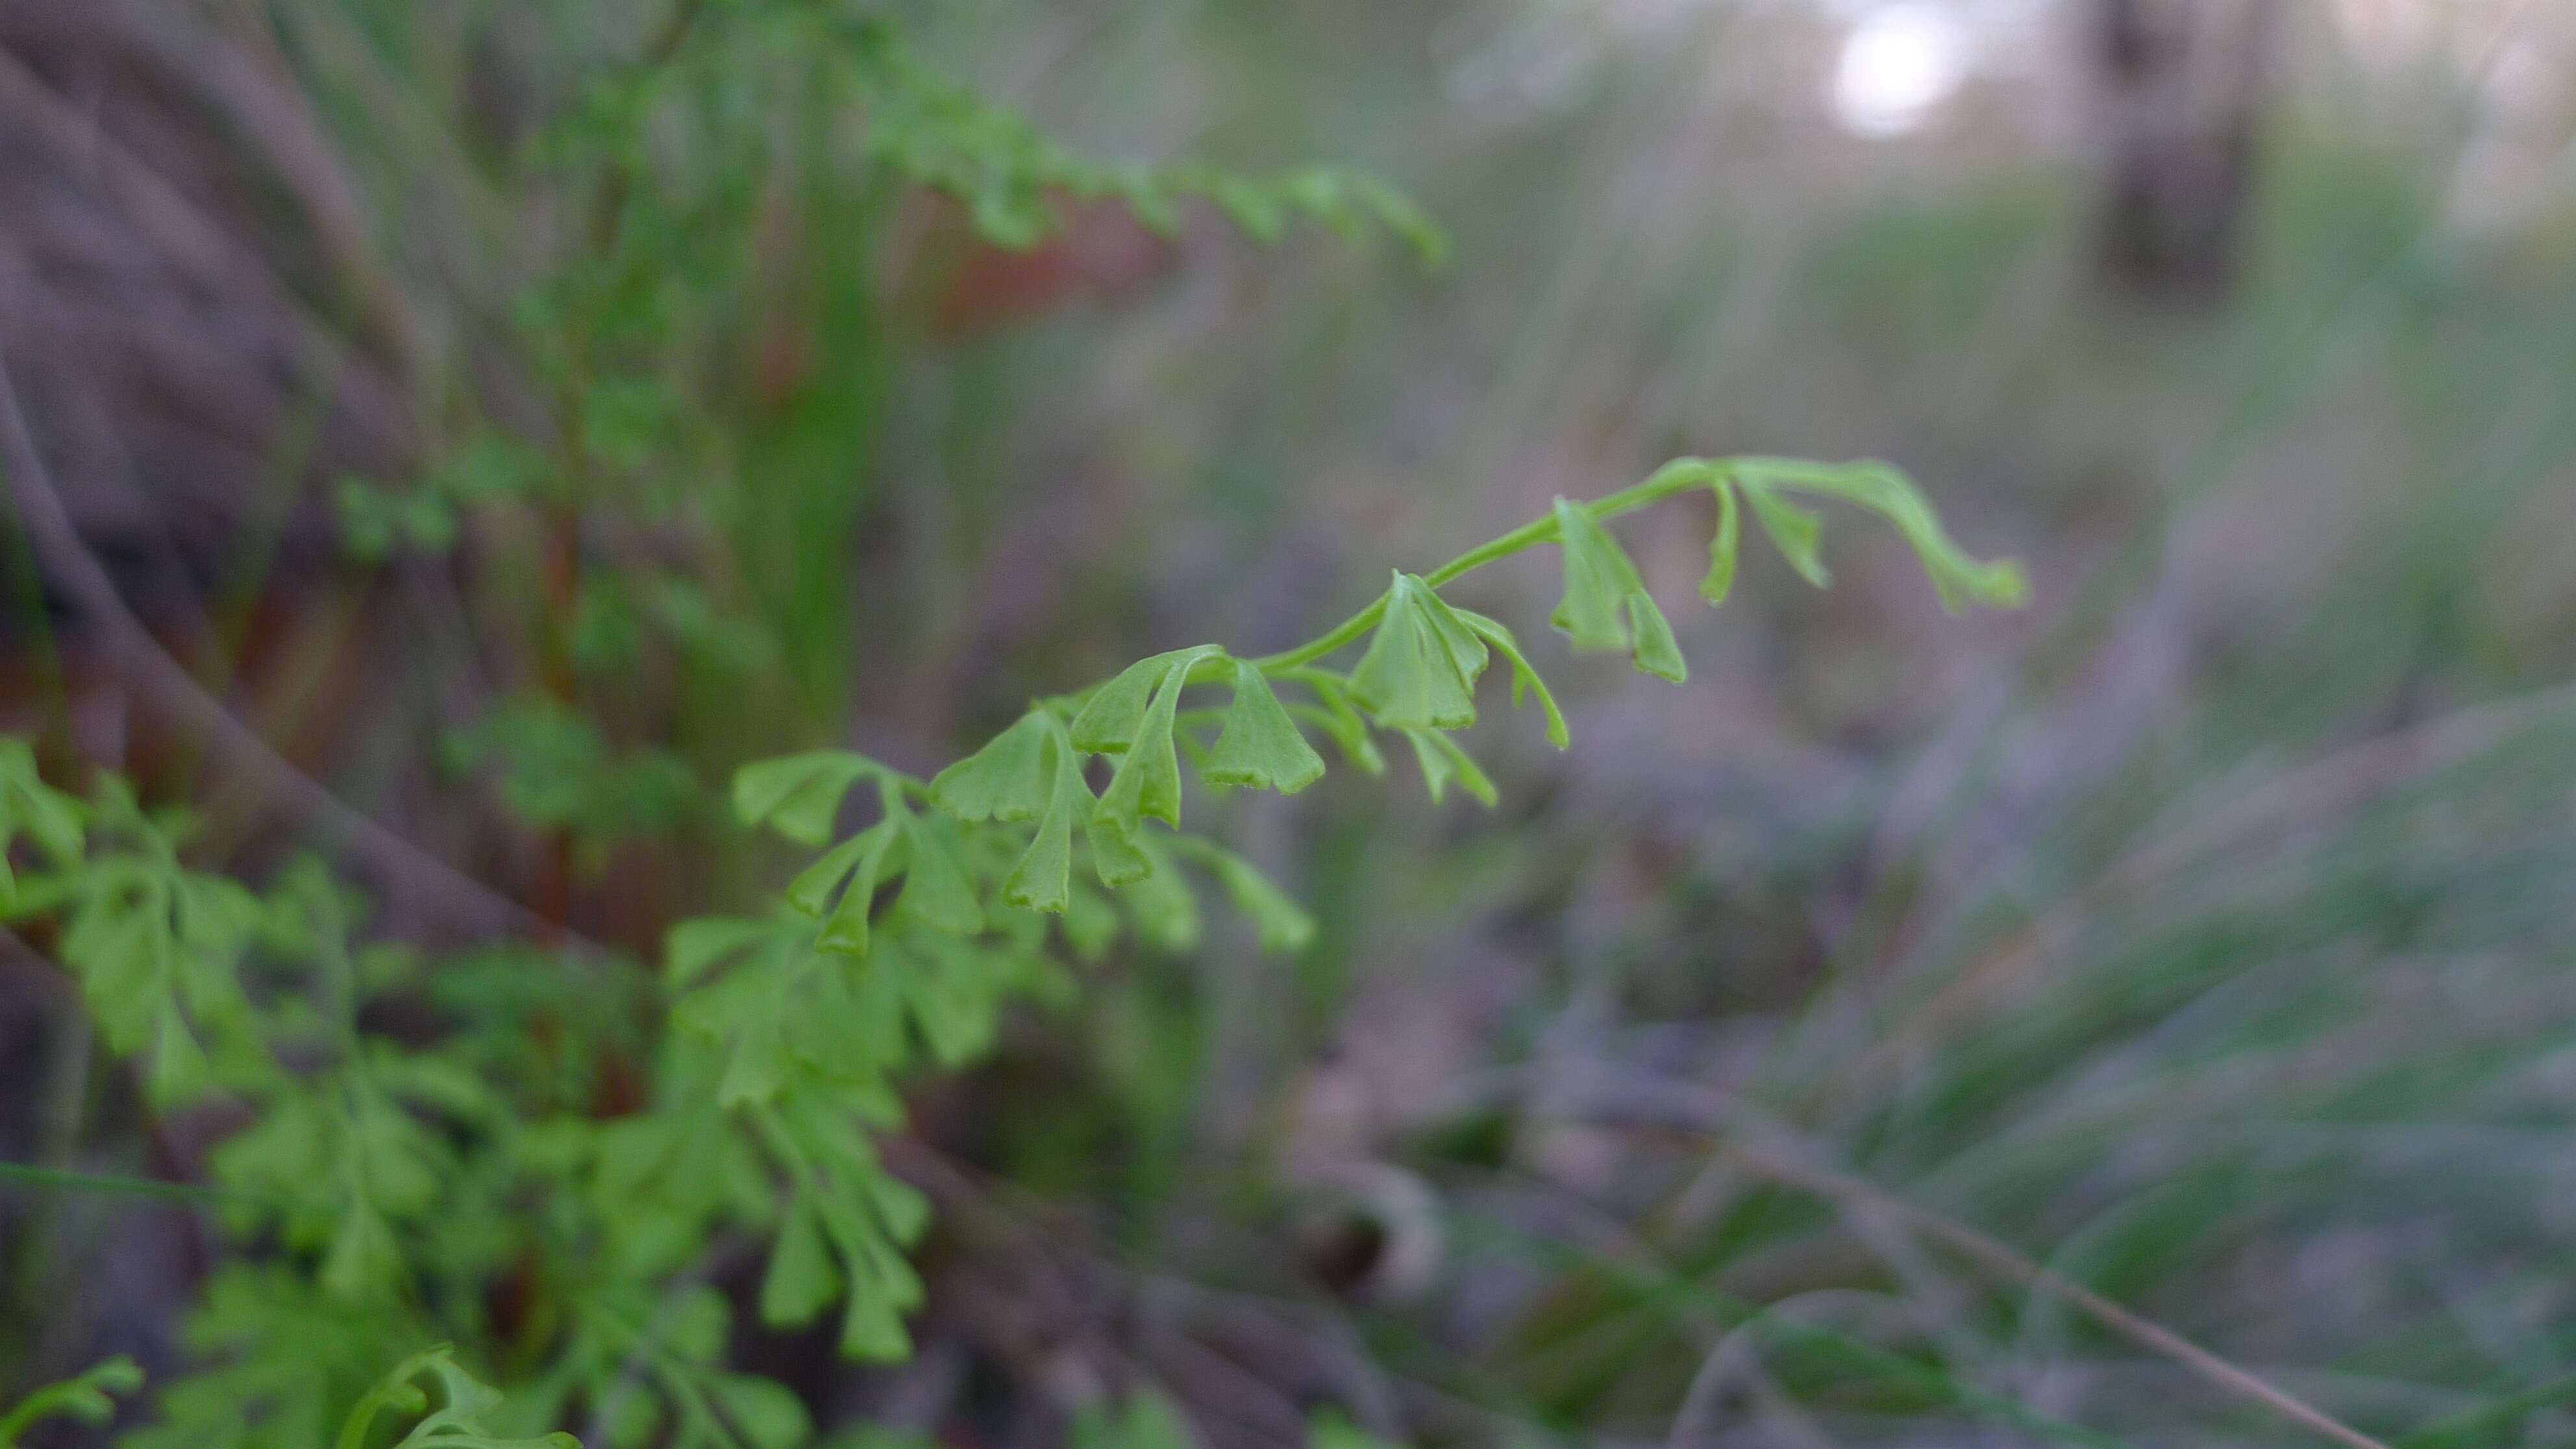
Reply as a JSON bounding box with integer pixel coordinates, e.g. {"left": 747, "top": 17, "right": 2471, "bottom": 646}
{"left": 1831, "top": 2, "right": 1971, "bottom": 139}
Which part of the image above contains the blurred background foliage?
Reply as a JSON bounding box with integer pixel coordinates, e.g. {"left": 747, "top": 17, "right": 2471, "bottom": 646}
{"left": 8, "top": 0, "right": 2576, "bottom": 1444}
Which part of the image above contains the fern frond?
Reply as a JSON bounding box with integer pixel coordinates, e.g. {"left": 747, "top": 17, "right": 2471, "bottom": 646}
{"left": 673, "top": 453, "right": 2018, "bottom": 1364}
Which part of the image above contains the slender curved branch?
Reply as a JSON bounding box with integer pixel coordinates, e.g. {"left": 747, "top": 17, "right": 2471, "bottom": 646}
{"left": 0, "top": 340, "right": 547, "bottom": 943}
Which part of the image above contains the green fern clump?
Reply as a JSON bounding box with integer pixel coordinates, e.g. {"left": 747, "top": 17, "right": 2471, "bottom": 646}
{"left": 0, "top": 5, "right": 2026, "bottom": 1444}
{"left": 1, "top": 451, "right": 2014, "bottom": 1446}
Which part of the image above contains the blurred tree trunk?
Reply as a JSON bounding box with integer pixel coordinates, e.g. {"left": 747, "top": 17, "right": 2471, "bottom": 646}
{"left": 2092, "top": 0, "right": 2282, "bottom": 302}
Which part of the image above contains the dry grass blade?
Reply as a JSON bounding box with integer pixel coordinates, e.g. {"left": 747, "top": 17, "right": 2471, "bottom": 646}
{"left": 1711, "top": 1137, "right": 2392, "bottom": 1449}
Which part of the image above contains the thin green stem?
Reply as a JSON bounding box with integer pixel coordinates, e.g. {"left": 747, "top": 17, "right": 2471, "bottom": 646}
{"left": 1248, "top": 456, "right": 1723, "bottom": 673}
{"left": 1006, "top": 456, "right": 1730, "bottom": 720}
{"left": 898, "top": 452, "right": 1975, "bottom": 800}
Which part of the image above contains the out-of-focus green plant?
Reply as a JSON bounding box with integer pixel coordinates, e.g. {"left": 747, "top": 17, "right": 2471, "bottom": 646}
{"left": 1076, "top": 1391, "right": 1403, "bottom": 1449}
{"left": 0, "top": 1357, "right": 141, "bottom": 1447}
{"left": 332, "top": 1348, "right": 578, "bottom": 1449}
